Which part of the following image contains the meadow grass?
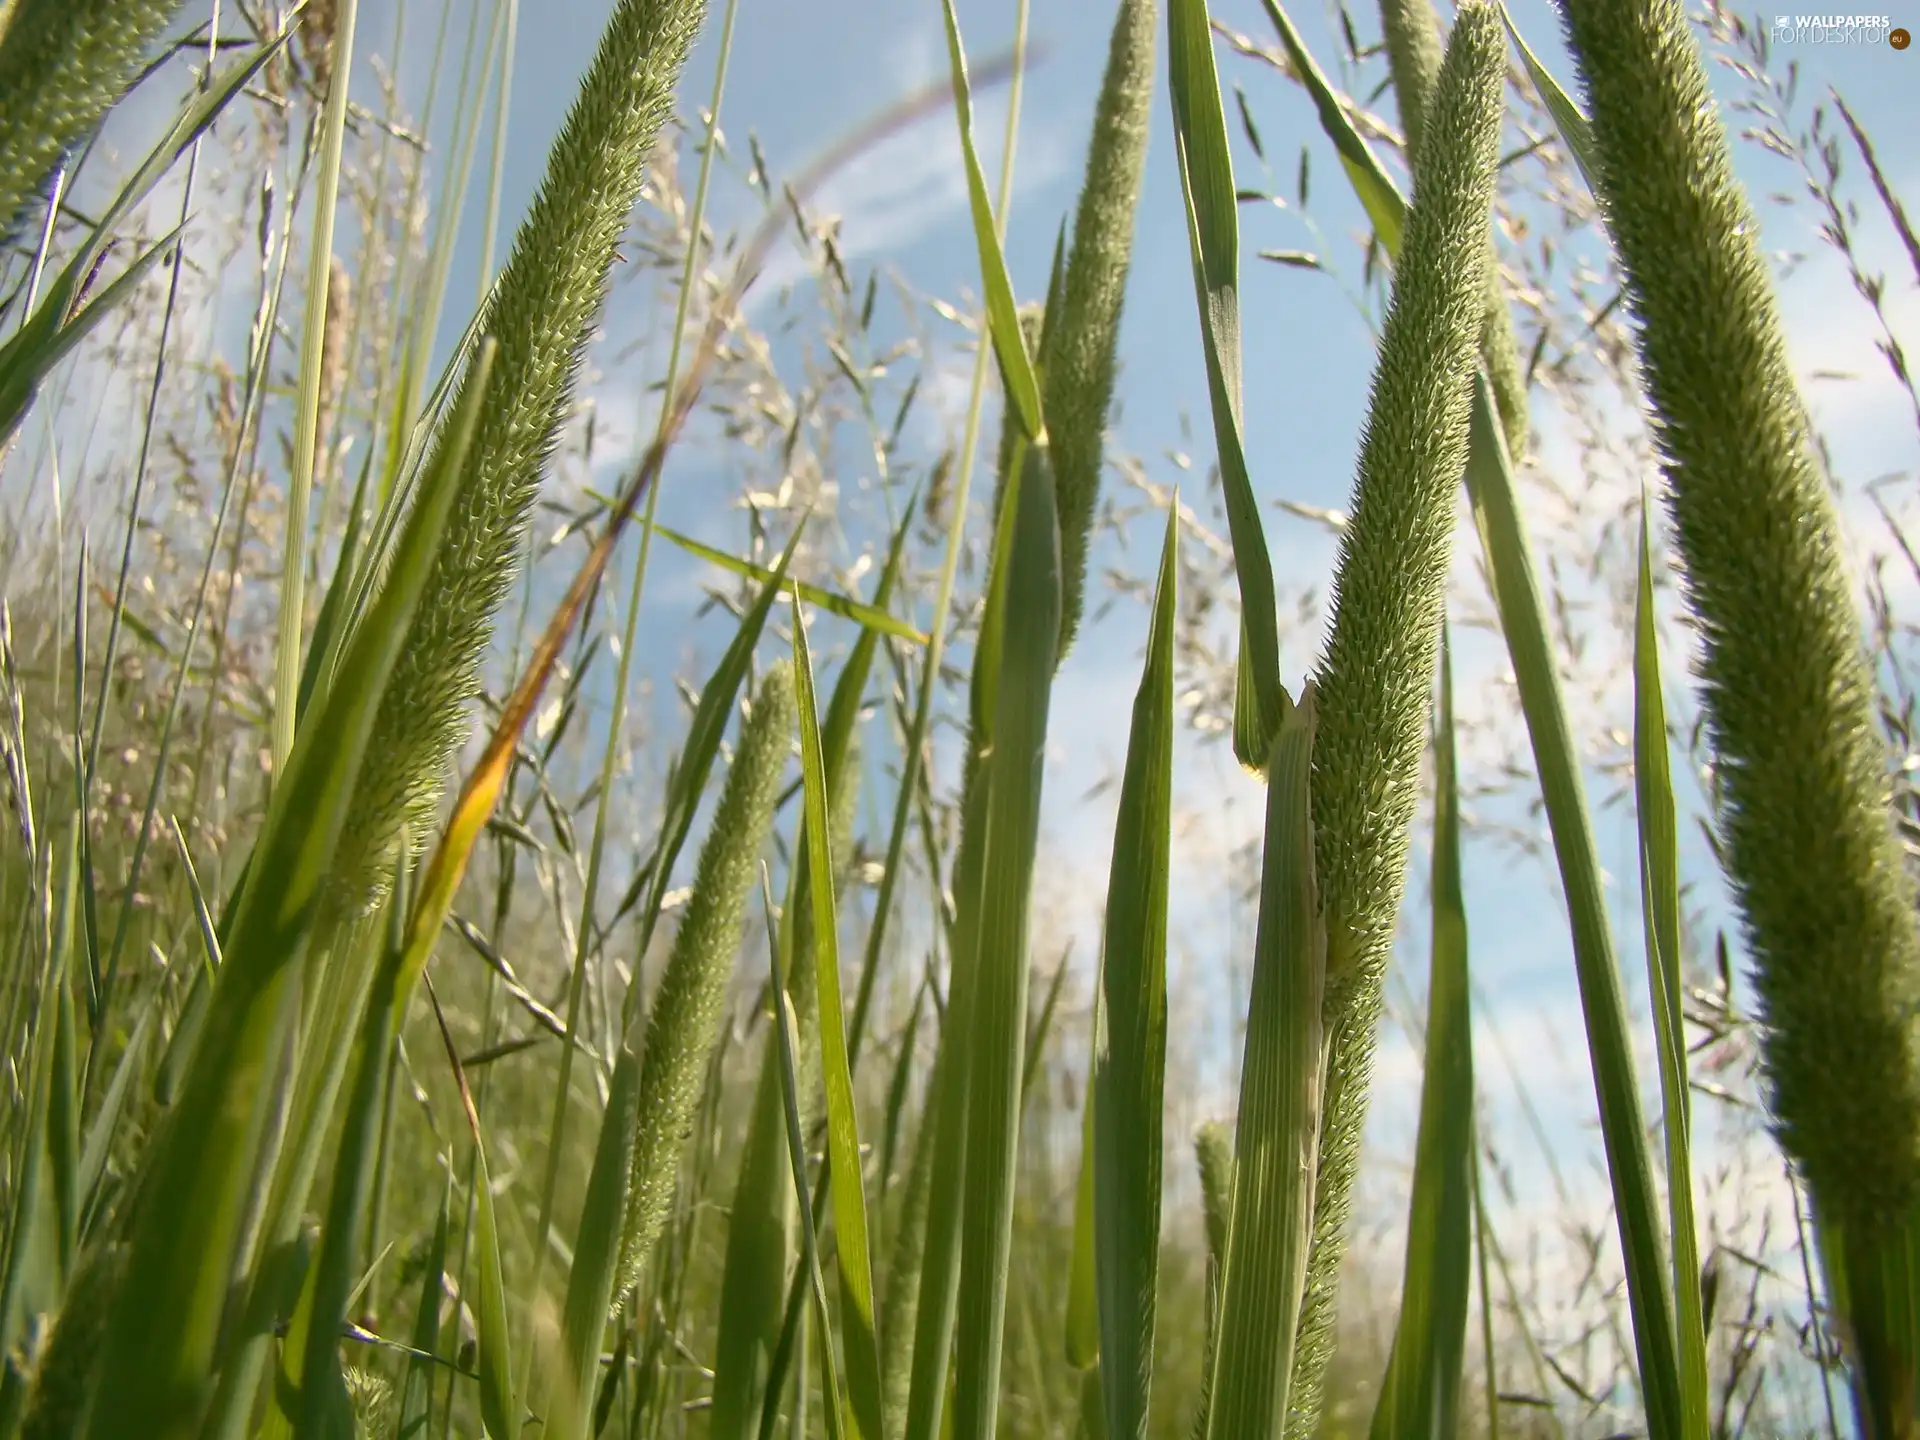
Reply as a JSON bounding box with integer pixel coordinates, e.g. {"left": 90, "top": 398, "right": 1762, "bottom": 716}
{"left": 0, "top": 0, "right": 1916, "bottom": 1437}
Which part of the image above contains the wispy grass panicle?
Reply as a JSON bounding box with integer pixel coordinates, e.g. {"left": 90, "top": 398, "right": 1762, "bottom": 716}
{"left": 613, "top": 660, "right": 794, "bottom": 1310}
{"left": 0, "top": 0, "right": 185, "bottom": 234}
{"left": 331, "top": 0, "right": 709, "bottom": 903}
{"left": 1378, "top": 0, "right": 1529, "bottom": 461}
{"left": 1295, "top": 4, "right": 1507, "bottom": 1430}
{"left": 1044, "top": 0, "right": 1156, "bottom": 658}
{"left": 1558, "top": 0, "right": 1920, "bottom": 1232}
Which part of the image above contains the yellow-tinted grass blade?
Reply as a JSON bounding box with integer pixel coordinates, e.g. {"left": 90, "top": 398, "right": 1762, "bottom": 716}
{"left": 1206, "top": 687, "right": 1322, "bottom": 1439}
{"left": 1092, "top": 503, "right": 1177, "bottom": 1439}
{"left": 792, "top": 597, "right": 885, "bottom": 1440}
{"left": 1633, "top": 504, "right": 1711, "bottom": 1437}
{"left": 81, "top": 339, "right": 497, "bottom": 1440}
{"left": 1166, "top": 0, "right": 1286, "bottom": 771}
{"left": 1369, "top": 635, "right": 1473, "bottom": 1440}
{"left": 938, "top": 0, "right": 1045, "bottom": 446}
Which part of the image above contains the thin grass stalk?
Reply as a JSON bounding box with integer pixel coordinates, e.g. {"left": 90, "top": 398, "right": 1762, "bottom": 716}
{"left": 1292, "top": 8, "right": 1505, "bottom": 1431}
{"left": 78, "top": 30, "right": 224, "bottom": 1035}
{"left": 271, "top": 0, "right": 358, "bottom": 774}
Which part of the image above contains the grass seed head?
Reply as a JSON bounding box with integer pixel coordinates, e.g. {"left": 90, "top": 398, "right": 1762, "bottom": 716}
{"left": 614, "top": 660, "right": 795, "bottom": 1310}
{"left": 1561, "top": 0, "right": 1920, "bottom": 1231}
{"left": 1045, "top": 0, "right": 1157, "bottom": 661}
{"left": 0, "top": 0, "right": 187, "bottom": 237}
{"left": 328, "top": 0, "right": 709, "bottom": 909}
{"left": 1294, "top": 4, "right": 1507, "bottom": 1429}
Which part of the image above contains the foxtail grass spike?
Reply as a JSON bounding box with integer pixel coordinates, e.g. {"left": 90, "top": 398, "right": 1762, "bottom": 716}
{"left": 331, "top": 0, "right": 709, "bottom": 904}
{"left": 1378, "top": 0, "right": 1529, "bottom": 462}
{"left": 0, "top": 0, "right": 185, "bottom": 235}
{"left": 1295, "top": 6, "right": 1506, "bottom": 1432}
{"left": 1558, "top": 0, "right": 1920, "bottom": 1232}
{"left": 1046, "top": 0, "right": 1156, "bottom": 659}
{"left": 613, "top": 662, "right": 794, "bottom": 1310}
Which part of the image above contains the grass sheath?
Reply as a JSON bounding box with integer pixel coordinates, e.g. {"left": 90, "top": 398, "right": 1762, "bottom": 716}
{"left": 1295, "top": 5, "right": 1506, "bottom": 1430}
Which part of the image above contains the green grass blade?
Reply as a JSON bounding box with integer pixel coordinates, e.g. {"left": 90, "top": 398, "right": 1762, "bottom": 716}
{"left": 652, "top": 523, "right": 925, "bottom": 645}
{"left": 1206, "top": 687, "right": 1322, "bottom": 1440}
{"left": 0, "top": 225, "right": 179, "bottom": 447}
{"left": 1369, "top": 635, "right": 1473, "bottom": 1440}
{"left": 1633, "top": 504, "right": 1711, "bottom": 1437}
{"left": 764, "top": 880, "right": 851, "bottom": 1440}
{"left": 0, "top": 31, "right": 286, "bottom": 447}
{"left": 1166, "top": 0, "right": 1284, "bottom": 771}
{"left": 710, "top": 514, "right": 903, "bottom": 1440}
{"left": 1067, "top": 1074, "right": 1100, "bottom": 1373}
{"left": 1257, "top": 1, "right": 1406, "bottom": 257}
{"left": 1492, "top": 4, "right": 1599, "bottom": 196}
{"left": 427, "top": 985, "right": 515, "bottom": 1440}
{"left": 951, "top": 437, "right": 1062, "bottom": 1440}
{"left": 397, "top": 1175, "right": 453, "bottom": 1437}
{"left": 1460, "top": 369, "right": 1682, "bottom": 1434}
{"left": 938, "top": 0, "right": 1045, "bottom": 445}
{"left": 295, "top": 935, "right": 405, "bottom": 1438}
{"left": 548, "top": 1044, "right": 642, "bottom": 1440}
{"left": 1092, "top": 504, "right": 1177, "bottom": 1439}
{"left": 792, "top": 597, "right": 885, "bottom": 1440}
{"left": 79, "top": 341, "right": 498, "bottom": 1440}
